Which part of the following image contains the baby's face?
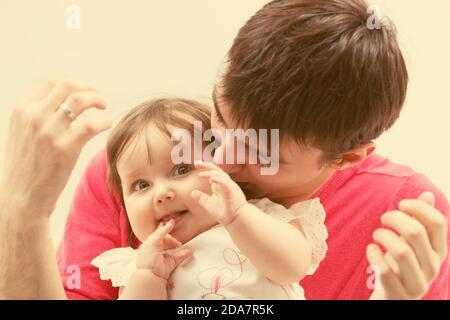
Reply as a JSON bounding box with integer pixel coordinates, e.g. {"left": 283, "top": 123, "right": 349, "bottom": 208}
{"left": 116, "top": 124, "right": 217, "bottom": 244}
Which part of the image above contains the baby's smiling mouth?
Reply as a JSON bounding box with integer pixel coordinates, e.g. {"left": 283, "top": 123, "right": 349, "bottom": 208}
{"left": 161, "top": 210, "right": 188, "bottom": 224}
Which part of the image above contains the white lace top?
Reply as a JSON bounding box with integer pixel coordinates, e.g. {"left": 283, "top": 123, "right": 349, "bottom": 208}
{"left": 91, "top": 197, "right": 328, "bottom": 300}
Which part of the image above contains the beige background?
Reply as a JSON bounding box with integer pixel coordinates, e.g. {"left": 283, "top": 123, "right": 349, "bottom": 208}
{"left": 0, "top": 0, "right": 449, "bottom": 247}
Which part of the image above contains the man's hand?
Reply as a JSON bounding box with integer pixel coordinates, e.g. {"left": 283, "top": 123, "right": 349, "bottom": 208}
{"left": 0, "top": 80, "right": 112, "bottom": 299}
{"left": 367, "top": 192, "right": 448, "bottom": 299}
{"left": 1, "top": 80, "right": 111, "bottom": 219}
{"left": 190, "top": 161, "right": 247, "bottom": 225}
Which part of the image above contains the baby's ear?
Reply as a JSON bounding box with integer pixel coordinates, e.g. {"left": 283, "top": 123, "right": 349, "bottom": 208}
{"left": 329, "top": 142, "right": 376, "bottom": 170}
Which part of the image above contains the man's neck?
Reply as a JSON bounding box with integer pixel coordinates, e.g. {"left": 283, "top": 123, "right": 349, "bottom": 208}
{"left": 271, "top": 167, "right": 336, "bottom": 208}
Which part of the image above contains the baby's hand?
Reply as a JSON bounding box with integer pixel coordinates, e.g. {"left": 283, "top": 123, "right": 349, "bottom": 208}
{"left": 191, "top": 161, "right": 247, "bottom": 225}
{"left": 136, "top": 220, "right": 193, "bottom": 280}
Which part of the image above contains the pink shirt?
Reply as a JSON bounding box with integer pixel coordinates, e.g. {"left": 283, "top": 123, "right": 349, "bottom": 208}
{"left": 57, "top": 150, "right": 450, "bottom": 300}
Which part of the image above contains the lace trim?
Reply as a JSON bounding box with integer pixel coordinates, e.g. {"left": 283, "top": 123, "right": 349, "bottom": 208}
{"left": 91, "top": 247, "right": 137, "bottom": 287}
{"left": 290, "top": 198, "right": 328, "bottom": 275}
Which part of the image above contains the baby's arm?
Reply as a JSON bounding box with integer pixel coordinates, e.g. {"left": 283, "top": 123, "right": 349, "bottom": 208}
{"left": 118, "top": 221, "right": 192, "bottom": 300}
{"left": 119, "top": 270, "right": 168, "bottom": 299}
{"left": 192, "top": 161, "right": 312, "bottom": 285}
{"left": 225, "top": 203, "right": 311, "bottom": 285}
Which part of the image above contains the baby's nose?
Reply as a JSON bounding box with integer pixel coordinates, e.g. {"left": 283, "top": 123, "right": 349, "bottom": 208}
{"left": 154, "top": 190, "right": 175, "bottom": 204}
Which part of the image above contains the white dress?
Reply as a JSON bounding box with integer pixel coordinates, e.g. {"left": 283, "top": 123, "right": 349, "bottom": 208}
{"left": 91, "top": 197, "right": 328, "bottom": 300}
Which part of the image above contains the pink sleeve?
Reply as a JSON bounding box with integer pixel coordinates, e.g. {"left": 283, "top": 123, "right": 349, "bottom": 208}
{"left": 56, "top": 149, "right": 129, "bottom": 300}
{"left": 393, "top": 174, "right": 450, "bottom": 300}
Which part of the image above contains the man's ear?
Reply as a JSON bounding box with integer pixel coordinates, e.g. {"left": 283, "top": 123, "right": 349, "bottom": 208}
{"left": 330, "top": 142, "right": 376, "bottom": 170}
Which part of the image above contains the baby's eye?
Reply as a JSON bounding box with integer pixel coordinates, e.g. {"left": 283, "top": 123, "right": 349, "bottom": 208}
{"left": 132, "top": 180, "right": 150, "bottom": 192}
{"left": 173, "top": 164, "right": 193, "bottom": 176}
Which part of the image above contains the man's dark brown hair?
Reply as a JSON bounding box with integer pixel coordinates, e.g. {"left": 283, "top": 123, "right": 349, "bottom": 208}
{"left": 221, "top": 0, "right": 408, "bottom": 162}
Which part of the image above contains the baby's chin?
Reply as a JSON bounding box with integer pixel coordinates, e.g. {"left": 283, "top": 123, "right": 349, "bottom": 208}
{"left": 170, "top": 221, "right": 215, "bottom": 245}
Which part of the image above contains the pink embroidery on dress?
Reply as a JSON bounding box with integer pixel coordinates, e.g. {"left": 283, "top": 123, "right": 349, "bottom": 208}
{"left": 197, "top": 248, "right": 252, "bottom": 299}
{"left": 213, "top": 274, "right": 223, "bottom": 294}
